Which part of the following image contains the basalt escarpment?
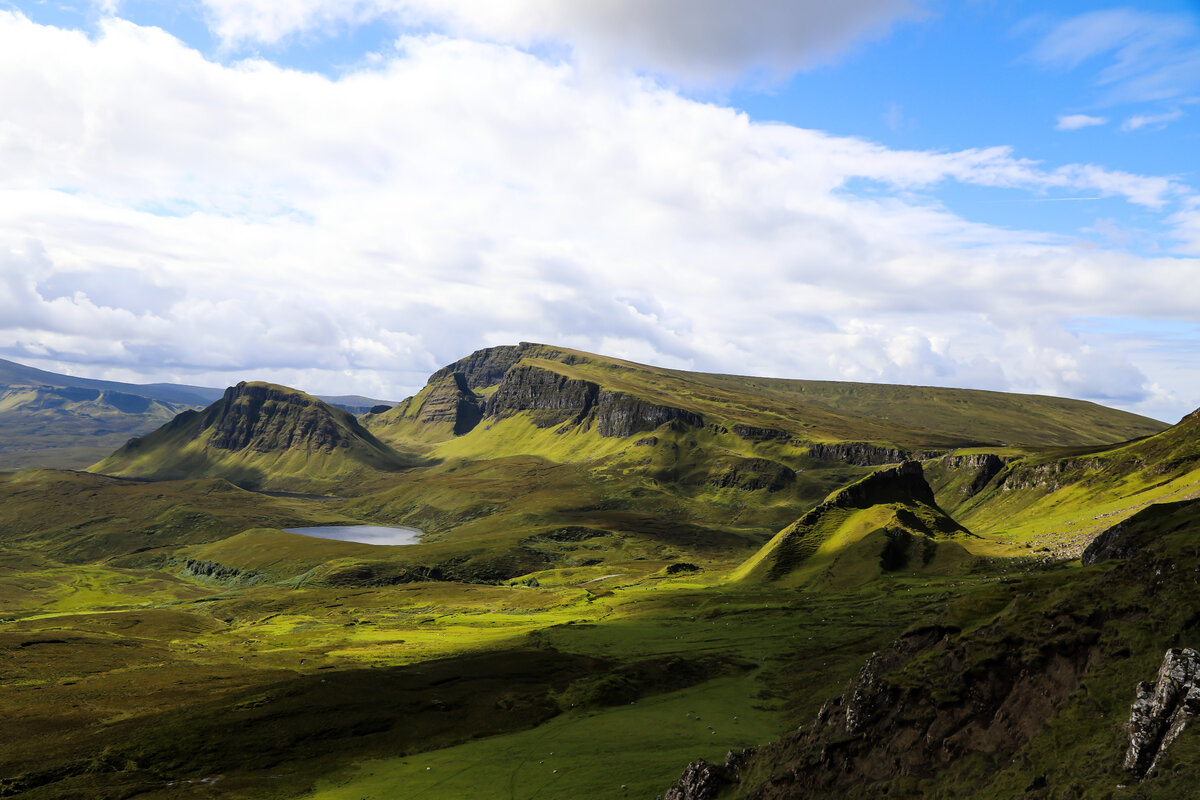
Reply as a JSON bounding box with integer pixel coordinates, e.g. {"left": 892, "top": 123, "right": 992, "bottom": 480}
{"left": 939, "top": 452, "right": 1010, "bottom": 496}
{"left": 484, "top": 364, "right": 703, "bottom": 438}
{"left": 204, "top": 382, "right": 361, "bottom": 454}
{"left": 91, "top": 382, "right": 412, "bottom": 488}
{"left": 1125, "top": 648, "right": 1200, "bottom": 779}
{"left": 428, "top": 342, "right": 577, "bottom": 390}
{"left": 807, "top": 442, "right": 913, "bottom": 466}
{"left": 408, "top": 372, "right": 484, "bottom": 435}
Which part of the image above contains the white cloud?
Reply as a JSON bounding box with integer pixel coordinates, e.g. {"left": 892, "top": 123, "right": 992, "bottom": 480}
{"left": 198, "top": 0, "right": 925, "bottom": 85}
{"left": 1055, "top": 113, "right": 1106, "bottom": 131}
{"left": 0, "top": 11, "right": 1197, "bottom": 420}
{"left": 1031, "top": 9, "right": 1200, "bottom": 106}
{"left": 1121, "top": 109, "right": 1185, "bottom": 132}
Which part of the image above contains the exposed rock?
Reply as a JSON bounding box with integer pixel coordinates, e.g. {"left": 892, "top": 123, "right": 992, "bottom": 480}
{"left": 594, "top": 390, "right": 703, "bottom": 438}
{"left": 664, "top": 749, "right": 756, "bottom": 800}
{"left": 808, "top": 442, "right": 910, "bottom": 466}
{"left": 828, "top": 460, "right": 937, "bottom": 509}
{"left": 671, "top": 621, "right": 1096, "bottom": 799}
{"left": 484, "top": 364, "right": 702, "bottom": 437}
{"left": 709, "top": 458, "right": 797, "bottom": 492}
{"left": 634, "top": 436, "right": 659, "bottom": 447}
{"left": 939, "top": 452, "right": 1009, "bottom": 496}
{"left": 485, "top": 364, "right": 599, "bottom": 428}
{"left": 180, "top": 558, "right": 260, "bottom": 585}
{"left": 998, "top": 458, "right": 1104, "bottom": 491}
{"left": 413, "top": 372, "right": 484, "bottom": 435}
{"left": 664, "top": 562, "right": 701, "bottom": 575}
{"left": 1125, "top": 648, "right": 1200, "bottom": 778}
{"left": 428, "top": 342, "right": 576, "bottom": 390}
{"left": 204, "top": 382, "right": 356, "bottom": 454}
{"left": 732, "top": 424, "right": 792, "bottom": 442}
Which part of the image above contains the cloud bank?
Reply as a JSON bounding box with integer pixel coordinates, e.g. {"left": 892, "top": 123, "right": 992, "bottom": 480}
{"left": 196, "top": 0, "right": 925, "bottom": 85}
{"left": 1, "top": 10, "right": 1197, "bottom": 420}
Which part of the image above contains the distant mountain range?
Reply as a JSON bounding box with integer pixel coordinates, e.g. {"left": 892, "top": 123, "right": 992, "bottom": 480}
{"left": 0, "top": 356, "right": 395, "bottom": 470}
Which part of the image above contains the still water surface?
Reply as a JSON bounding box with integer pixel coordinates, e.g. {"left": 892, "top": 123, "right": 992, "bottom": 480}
{"left": 283, "top": 525, "right": 422, "bottom": 546}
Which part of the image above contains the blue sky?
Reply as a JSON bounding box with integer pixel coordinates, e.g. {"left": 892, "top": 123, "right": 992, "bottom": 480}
{"left": 1, "top": 0, "right": 1199, "bottom": 421}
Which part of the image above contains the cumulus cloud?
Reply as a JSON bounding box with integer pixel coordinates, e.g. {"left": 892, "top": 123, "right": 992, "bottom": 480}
{"left": 198, "top": 0, "right": 925, "bottom": 85}
{"left": 1055, "top": 113, "right": 1106, "bottom": 131}
{"left": 0, "top": 11, "right": 1196, "bottom": 420}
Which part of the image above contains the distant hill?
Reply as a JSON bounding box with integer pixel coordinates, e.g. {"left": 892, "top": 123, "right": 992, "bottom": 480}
{"left": 732, "top": 461, "right": 975, "bottom": 590}
{"left": 367, "top": 342, "right": 1167, "bottom": 451}
{"left": 0, "top": 357, "right": 395, "bottom": 469}
{"left": 89, "top": 382, "right": 416, "bottom": 492}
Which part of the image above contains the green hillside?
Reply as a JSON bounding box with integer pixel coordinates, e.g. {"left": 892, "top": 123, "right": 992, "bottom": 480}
{"left": 90, "top": 381, "right": 418, "bottom": 492}
{"left": 2, "top": 343, "right": 1197, "bottom": 800}
{"left": 0, "top": 385, "right": 191, "bottom": 470}
{"left": 366, "top": 343, "right": 1165, "bottom": 454}
{"left": 732, "top": 461, "right": 978, "bottom": 590}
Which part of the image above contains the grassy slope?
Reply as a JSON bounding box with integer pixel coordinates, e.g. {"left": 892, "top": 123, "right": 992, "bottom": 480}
{"left": 419, "top": 346, "right": 1166, "bottom": 448}
{"left": 719, "top": 498, "right": 1200, "bottom": 800}
{"left": 0, "top": 346, "right": 1189, "bottom": 799}
{"left": 90, "top": 382, "right": 418, "bottom": 493}
{"left": 0, "top": 387, "right": 193, "bottom": 470}
{"left": 926, "top": 410, "right": 1200, "bottom": 557}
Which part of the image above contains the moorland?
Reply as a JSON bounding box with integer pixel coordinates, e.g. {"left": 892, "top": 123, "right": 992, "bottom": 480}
{"left": 3, "top": 342, "right": 1200, "bottom": 799}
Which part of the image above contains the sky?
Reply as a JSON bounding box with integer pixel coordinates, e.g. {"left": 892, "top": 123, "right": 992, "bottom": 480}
{"left": 1, "top": 1, "right": 1199, "bottom": 422}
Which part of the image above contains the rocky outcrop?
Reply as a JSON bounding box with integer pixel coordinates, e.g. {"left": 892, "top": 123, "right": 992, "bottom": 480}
{"left": 827, "top": 460, "right": 936, "bottom": 509}
{"left": 594, "top": 390, "right": 703, "bottom": 437}
{"left": 732, "top": 424, "right": 792, "bottom": 442}
{"left": 1125, "top": 648, "right": 1200, "bottom": 778}
{"left": 808, "top": 442, "right": 911, "bottom": 466}
{"left": 1082, "top": 499, "right": 1200, "bottom": 566}
{"left": 709, "top": 458, "right": 796, "bottom": 492}
{"left": 180, "top": 558, "right": 260, "bottom": 585}
{"left": 413, "top": 372, "right": 484, "bottom": 435}
{"left": 664, "top": 749, "right": 755, "bottom": 800}
{"left": 939, "top": 452, "right": 1009, "bottom": 496}
{"left": 666, "top": 621, "right": 1096, "bottom": 799}
{"left": 429, "top": 342, "right": 577, "bottom": 390}
{"left": 204, "top": 382, "right": 360, "bottom": 454}
{"left": 998, "top": 458, "right": 1104, "bottom": 491}
{"left": 485, "top": 364, "right": 600, "bottom": 428}
{"left": 483, "top": 364, "right": 702, "bottom": 437}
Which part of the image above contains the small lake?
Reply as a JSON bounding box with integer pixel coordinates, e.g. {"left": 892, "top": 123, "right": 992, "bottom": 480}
{"left": 283, "top": 525, "right": 423, "bottom": 546}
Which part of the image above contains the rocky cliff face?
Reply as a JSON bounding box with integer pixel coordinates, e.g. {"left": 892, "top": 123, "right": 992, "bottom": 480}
{"left": 484, "top": 364, "right": 703, "bottom": 437}
{"left": 204, "top": 382, "right": 362, "bottom": 454}
{"left": 1125, "top": 648, "right": 1200, "bottom": 779}
{"left": 808, "top": 442, "right": 912, "bottom": 466}
{"left": 827, "top": 460, "right": 937, "bottom": 509}
{"left": 412, "top": 372, "right": 484, "bottom": 435}
{"left": 939, "top": 452, "right": 1009, "bottom": 496}
{"left": 429, "top": 342, "right": 577, "bottom": 390}
{"left": 593, "top": 389, "right": 703, "bottom": 437}
{"left": 485, "top": 364, "right": 600, "bottom": 428}
{"left": 997, "top": 457, "right": 1103, "bottom": 491}
{"left": 664, "top": 749, "right": 756, "bottom": 800}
